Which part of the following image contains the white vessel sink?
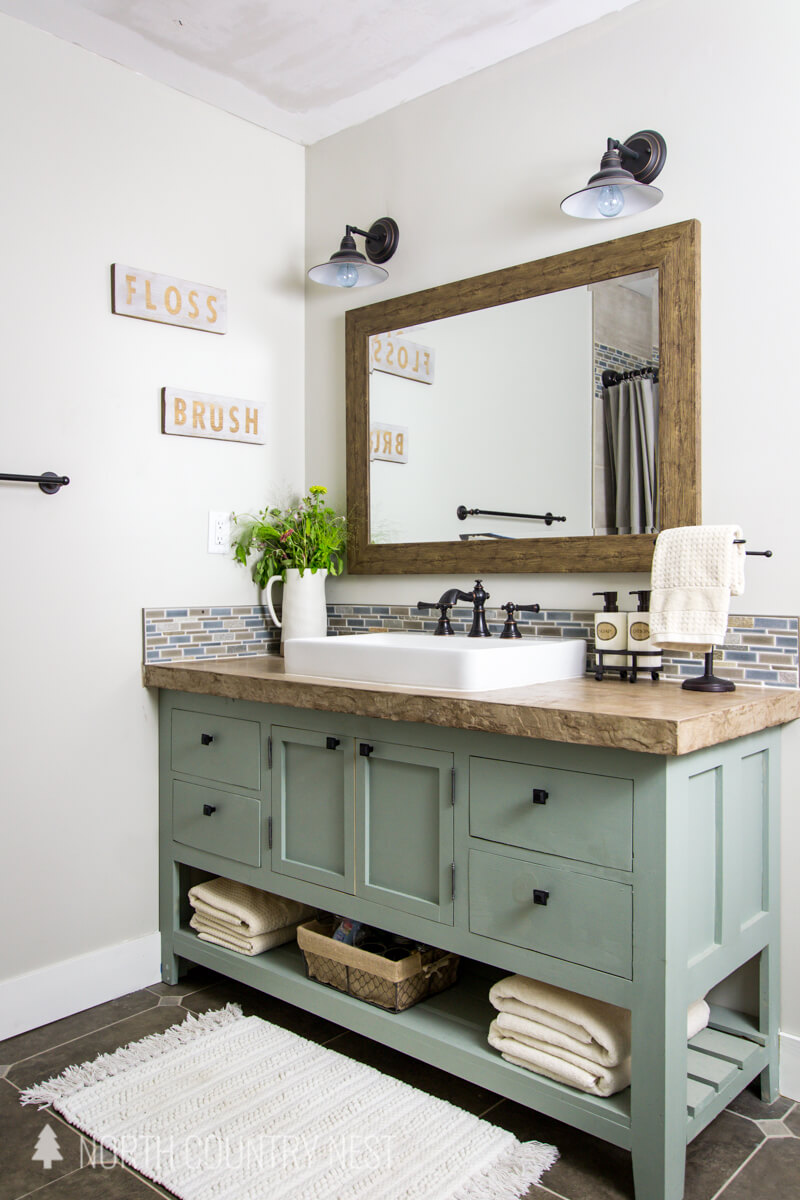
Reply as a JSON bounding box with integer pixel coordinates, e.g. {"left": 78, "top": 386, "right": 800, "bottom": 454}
{"left": 284, "top": 632, "right": 587, "bottom": 692}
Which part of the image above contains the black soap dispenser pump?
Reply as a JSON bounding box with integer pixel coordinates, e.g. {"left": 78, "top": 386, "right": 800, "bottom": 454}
{"left": 593, "top": 591, "right": 626, "bottom": 668}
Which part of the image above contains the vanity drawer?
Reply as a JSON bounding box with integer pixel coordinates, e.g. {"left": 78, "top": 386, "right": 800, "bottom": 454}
{"left": 468, "top": 848, "right": 632, "bottom": 978}
{"left": 469, "top": 756, "right": 632, "bottom": 870}
{"left": 172, "top": 781, "right": 261, "bottom": 867}
{"left": 171, "top": 708, "right": 261, "bottom": 790}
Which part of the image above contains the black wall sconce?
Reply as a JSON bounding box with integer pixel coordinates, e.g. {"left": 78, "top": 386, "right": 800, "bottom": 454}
{"left": 308, "top": 217, "right": 399, "bottom": 288}
{"left": 561, "top": 130, "right": 667, "bottom": 219}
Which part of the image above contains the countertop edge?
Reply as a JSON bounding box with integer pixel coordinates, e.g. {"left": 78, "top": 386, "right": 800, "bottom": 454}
{"left": 142, "top": 660, "right": 800, "bottom": 756}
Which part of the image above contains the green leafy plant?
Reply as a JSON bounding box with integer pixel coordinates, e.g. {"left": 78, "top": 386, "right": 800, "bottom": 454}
{"left": 233, "top": 486, "right": 347, "bottom": 588}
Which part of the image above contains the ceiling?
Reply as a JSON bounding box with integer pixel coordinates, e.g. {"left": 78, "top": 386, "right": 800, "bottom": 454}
{"left": 1, "top": 0, "right": 641, "bottom": 144}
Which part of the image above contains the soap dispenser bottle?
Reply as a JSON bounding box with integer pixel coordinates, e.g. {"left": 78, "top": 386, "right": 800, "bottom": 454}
{"left": 593, "top": 591, "right": 626, "bottom": 668}
{"left": 627, "top": 590, "right": 662, "bottom": 671}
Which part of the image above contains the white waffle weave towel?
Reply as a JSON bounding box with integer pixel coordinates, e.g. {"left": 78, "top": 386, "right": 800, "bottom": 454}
{"left": 650, "top": 524, "right": 745, "bottom": 652}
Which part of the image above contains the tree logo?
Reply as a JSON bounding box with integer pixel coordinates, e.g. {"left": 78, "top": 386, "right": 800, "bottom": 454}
{"left": 32, "top": 1123, "right": 63, "bottom": 1170}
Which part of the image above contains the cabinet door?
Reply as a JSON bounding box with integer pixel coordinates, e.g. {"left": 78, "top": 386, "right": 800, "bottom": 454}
{"left": 271, "top": 726, "right": 354, "bottom": 893}
{"left": 356, "top": 740, "right": 454, "bottom": 924}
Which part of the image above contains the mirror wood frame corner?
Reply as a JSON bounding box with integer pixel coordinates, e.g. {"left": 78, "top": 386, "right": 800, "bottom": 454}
{"left": 345, "top": 219, "right": 700, "bottom": 575}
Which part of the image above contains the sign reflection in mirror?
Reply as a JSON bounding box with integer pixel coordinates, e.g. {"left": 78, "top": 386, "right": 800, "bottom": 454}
{"left": 368, "top": 272, "right": 658, "bottom": 545}
{"left": 370, "top": 332, "right": 435, "bottom": 384}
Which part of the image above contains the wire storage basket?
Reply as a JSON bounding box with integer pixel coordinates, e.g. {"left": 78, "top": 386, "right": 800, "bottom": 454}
{"left": 296, "top": 920, "right": 460, "bottom": 1013}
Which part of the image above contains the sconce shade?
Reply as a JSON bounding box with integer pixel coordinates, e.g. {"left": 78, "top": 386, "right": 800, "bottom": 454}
{"left": 308, "top": 217, "right": 399, "bottom": 288}
{"left": 561, "top": 130, "right": 666, "bottom": 220}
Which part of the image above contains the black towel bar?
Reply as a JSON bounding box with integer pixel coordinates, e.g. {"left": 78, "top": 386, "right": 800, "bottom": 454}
{"left": 0, "top": 471, "right": 70, "bottom": 494}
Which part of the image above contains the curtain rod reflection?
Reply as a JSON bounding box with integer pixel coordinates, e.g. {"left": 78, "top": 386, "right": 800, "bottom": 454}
{"left": 457, "top": 505, "right": 567, "bottom": 526}
{"left": 602, "top": 366, "right": 659, "bottom": 387}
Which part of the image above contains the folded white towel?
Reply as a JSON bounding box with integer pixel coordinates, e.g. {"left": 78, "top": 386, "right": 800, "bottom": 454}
{"left": 489, "top": 976, "right": 631, "bottom": 1066}
{"left": 489, "top": 976, "right": 710, "bottom": 1068}
{"left": 649, "top": 524, "right": 745, "bottom": 652}
{"left": 488, "top": 1019, "right": 632, "bottom": 1097}
{"left": 189, "top": 913, "right": 302, "bottom": 956}
{"left": 494, "top": 1000, "right": 710, "bottom": 1068}
{"left": 188, "top": 877, "right": 313, "bottom": 936}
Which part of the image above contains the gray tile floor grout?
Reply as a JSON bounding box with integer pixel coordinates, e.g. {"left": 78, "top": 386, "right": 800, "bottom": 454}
{"left": 710, "top": 1138, "right": 765, "bottom": 1200}
{"left": 4, "top": 975, "right": 798, "bottom": 1200}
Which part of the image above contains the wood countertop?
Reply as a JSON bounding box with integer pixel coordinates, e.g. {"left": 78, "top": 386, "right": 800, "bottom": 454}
{"left": 142, "top": 655, "right": 800, "bottom": 756}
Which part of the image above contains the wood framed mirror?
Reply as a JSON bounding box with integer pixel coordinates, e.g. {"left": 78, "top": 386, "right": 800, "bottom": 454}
{"left": 345, "top": 220, "right": 700, "bottom": 574}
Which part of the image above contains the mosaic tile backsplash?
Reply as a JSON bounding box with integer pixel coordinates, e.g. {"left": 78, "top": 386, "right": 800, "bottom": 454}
{"left": 143, "top": 604, "right": 798, "bottom": 689}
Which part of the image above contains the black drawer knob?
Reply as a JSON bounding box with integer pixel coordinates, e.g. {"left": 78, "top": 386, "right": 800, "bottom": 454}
{"left": 200, "top": 733, "right": 214, "bottom": 746}
{"left": 359, "top": 743, "right": 375, "bottom": 757}
{"left": 202, "top": 804, "right": 217, "bottom": 816}
{"left": 532, "top": 788, "right": 549, "bottom": 805}
{"left": 326, "top": 737, "right": 341, "bottom": 751}
{"left": 532, "top": 889, "right": 549, "bottom": 906}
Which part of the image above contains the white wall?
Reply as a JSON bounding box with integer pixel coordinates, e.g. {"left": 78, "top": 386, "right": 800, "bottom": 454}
{"left": 305, "top": 0, "right": 800, "bottom": 1043}
{"left": 0, "top": 16, "right": 305, "bottom": 998}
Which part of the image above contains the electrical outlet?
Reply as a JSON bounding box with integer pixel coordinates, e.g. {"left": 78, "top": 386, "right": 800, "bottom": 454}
{"left": 208, "top": 511, "right": 231, "bottom": 555}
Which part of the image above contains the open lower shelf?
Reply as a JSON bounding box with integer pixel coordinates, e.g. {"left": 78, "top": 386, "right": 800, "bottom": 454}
{"left": 172, "top": 927, "right": 768, "bottom": 1151}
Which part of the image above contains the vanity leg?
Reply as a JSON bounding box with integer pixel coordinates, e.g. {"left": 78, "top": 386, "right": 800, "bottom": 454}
{"left": 159, "top": 859, "right": 186, "bottom": 984}
{"left": 759, "top": 944, "right": 780, "bottom": 1103}
{"left": 630, "top": 999, "right": 688, "bottom": 1200}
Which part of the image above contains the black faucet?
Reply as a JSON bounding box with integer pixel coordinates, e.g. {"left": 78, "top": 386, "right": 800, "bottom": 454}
{"left": 417, "top": 582, "right": 491, "bottom": 636}
{"left": 466, "top": 579, "right": 491, "bottom": 637}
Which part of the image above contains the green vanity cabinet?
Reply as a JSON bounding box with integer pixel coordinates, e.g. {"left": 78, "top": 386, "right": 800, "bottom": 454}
{"left": 271, "top": 724, "right": 355, "bottom": 892}
{"left": 156, "top": 686, "right": 784, "bottom": 1200}
{"left": 272, "top": 723, "right": 455, "bottom": 922}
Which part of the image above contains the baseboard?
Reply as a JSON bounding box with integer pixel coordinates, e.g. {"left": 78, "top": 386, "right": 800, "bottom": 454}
{"left": 0, "top": 933, "right": 162, "bottom": 1042}
{"left": 780, "top": 1031, "right": 800, "bottom": 1102}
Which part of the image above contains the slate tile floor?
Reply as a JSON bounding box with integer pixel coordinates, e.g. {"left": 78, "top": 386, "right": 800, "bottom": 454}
{"left": 1, "top": 969, "right": 797, "bottom": 1200}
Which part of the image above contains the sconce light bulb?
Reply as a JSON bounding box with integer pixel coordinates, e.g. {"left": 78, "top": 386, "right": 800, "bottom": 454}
{"left": 596, "top": 185, "right": 625, "bottom": 218}
{"left": 336, "top": 262, "right": 359, "bottom": 288}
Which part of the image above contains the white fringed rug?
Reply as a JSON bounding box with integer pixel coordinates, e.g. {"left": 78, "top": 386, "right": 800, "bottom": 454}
{"left": 21, "top": 1004, "right": 557, "bottom": 1199}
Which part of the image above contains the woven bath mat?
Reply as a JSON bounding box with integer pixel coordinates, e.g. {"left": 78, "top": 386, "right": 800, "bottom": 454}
{"left": 21, "top": 1004, "right": 557, "bottom": 1199}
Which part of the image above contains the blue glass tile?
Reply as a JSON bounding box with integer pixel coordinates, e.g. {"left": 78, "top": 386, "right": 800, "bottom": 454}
{"left": 754, "top": 617, "right": 790, "bottom": 629}
{"left": 211, "top": 607, "right": 232, "bottom": 616}
{"left": 168, "top": 635, "right": 191, "bottom": 644}
{"left": 743, "top": 669, "right": 779, "bottom": 681}
{"left": 721, "top": 651, "right": 757, "bottom": 662}
{"left": 166, "top": 609, "right": 188, "bottom": 617}
{"left": 777, "top": 637, "right": 798, "bottom": 647}
{"left": 182, "top": 647, "right": 205, "bottom": 656}
{"left": 202, "top": 621, "right": 224, "bottom": 629}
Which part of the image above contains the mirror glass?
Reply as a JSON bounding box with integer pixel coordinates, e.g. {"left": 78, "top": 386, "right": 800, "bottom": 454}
{"left": 345, "top": 220, "right": 700, "bottom": 575}
{"left": 368, "top": 270, "right": 658, "bottom": 544}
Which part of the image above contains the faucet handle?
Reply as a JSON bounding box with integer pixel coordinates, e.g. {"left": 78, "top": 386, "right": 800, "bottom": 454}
{"left": 417, "top": 600, "right": 455, "bottom": 636}
{"left": 500, "top": 601, "right": 541, "bottom": 639}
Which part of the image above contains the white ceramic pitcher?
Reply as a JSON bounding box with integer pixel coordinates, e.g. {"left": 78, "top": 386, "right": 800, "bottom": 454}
{"left": 265, "top": 567, "right": 328, "bottom": 654}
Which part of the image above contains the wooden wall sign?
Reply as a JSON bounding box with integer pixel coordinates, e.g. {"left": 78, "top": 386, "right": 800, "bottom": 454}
{"left": 370, "top": 423, "right": 408, "bottom": 463}
{"left": 162, "top": 389, "right": 265, "bottom": 444}
{"left": 369, "top": 332, "right": 435, "bottom": 384}
{"left": 112, "top": 265, "right": 227, "bottom": 334}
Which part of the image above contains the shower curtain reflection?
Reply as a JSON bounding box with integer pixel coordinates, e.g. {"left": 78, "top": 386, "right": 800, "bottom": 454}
{"left": 602, "top": 377, "right": 659, "bottom": 535}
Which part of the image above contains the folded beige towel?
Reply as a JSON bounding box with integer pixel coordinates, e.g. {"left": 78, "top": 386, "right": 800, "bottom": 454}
{"left": 489, "top": 976, "right": 710, "bottom": 1072}
{"left": 489, "top": 976, "right": 632, "bottom": 1066}
{"left": 188, "top": 877, "right": 313, "bottom": 936}
{"left": 189, "top": 913, "right": 302, "bottom": 956}
{"left": 649, "top": 524, "right": 745, "bottom": 652}
{"left": 488, "top": 1019, "right": 631, "bottom": 1097}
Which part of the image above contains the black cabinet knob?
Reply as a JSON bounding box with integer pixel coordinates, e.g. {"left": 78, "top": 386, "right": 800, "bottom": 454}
{"left": 203, "top": 804, "right": 216, "bottom": 816}
{"left": 200, "top": 733, "right": 214, "bottom": 746}
{"left": 326, "top": 737, "right": 341, "bottom": 751}
{"left": 532, "top": 788, "right": 549, "bottom": 805}
{"left": 359, "top": 743, "right": 375, "bottom": 757}
{"left": 532, "top": 889, "right": 549, "bottom": 906}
